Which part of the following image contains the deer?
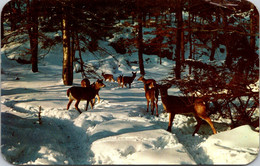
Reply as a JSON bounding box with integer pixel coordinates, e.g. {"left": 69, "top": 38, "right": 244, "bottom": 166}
{"left": 67, "top": 79, "right": 105, "bottom": 114}
{"left": 121, "top": 72, "right": 137, "bottom": 88}
{"left": 117, "top": 75, "right": 123, "bottom": 87}
{"left": 138, "top": 76, "right": 159, "bottom": 116}
{"left": 143, "top": 82, "right": 159, "bottom": 116}
{"left": 81, "top": 77, "right": 103, "bottom": 104}
{"left": 81, "top": 78, "right": 90, "bottom": 87}
{"left": 137, "top": 75, "right": 156, "bottom": 88}
{"left": 102, "top": 72, "right": 115, "bottom": 82}
{"left": 158, "top": 84, "right": 217, "bottom": 136}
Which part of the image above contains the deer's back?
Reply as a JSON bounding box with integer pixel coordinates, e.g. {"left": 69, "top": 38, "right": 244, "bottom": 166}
{"left": 103, "top": 74, "right": 113, "bottom": 78}
{"left": 68, "top": 87, "right": 96, "bottom": 100}
{"left": 162, "top": 95, "right": 195, "bottom": 114}
{"left": 145, "top": 88, "right": 155, "bottom": 100}
{"left": 81, "top": 79, "right": 90, "bottom": 87}
{"left": 146, "top": 79, "right": 156, "bottom": 84}
{"left": 123, "top": 76, "right": 134, "bottom": 83}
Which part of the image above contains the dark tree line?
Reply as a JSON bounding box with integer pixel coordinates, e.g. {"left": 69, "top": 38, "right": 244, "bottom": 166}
{"left": 2, "top": 0, "right": 258, "bottom": 80}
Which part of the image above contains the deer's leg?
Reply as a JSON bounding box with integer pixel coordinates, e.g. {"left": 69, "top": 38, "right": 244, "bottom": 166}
{"left": 167, "top": 113, "right": 175, "bottom": 132}
{"left": 151, "top": 99, "right": 155, "bottom": 115}
{"left": 155, "top": 99, "right": 158, "bottom": 117}
{"left": 96, "top": 94, "right": 100, "bottom": 103}
{"left": 129, "top": 83, "right": 131, "bottom": 88}
{"left": 146, "top": 99, "right": 149, "bottom": 112}
{"left": 75, "top": 100, "right": 82, "bottom": 114}
{"left": 85, "top": 101, "right": 88, "bottom": 111}
{"left": 200, "top": 116, "right": 217, "bottom": 135}
{"left": 90, "top": 100, "right": 94, "bottom": 109}
{"left": 193, "top": 116, "right": 203, "bottom": 136}
{"left": 92, "top": 97, "right": 96, "bottom": 106}
{"left": 196, "top": 109, "right": 217, "bottom": 135}
{"left": 91, "top": 99, "right": 95, "bottom": 108}
{"left": 85, "top": 100, "right": 90, "bottom": 111}
{"left": 67, "top": 98, "right": 73, "bottom": 110}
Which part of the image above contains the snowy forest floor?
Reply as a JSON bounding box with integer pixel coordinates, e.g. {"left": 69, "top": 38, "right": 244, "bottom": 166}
{"left": 1, "top": 44, "right": 259, "bottom": 165}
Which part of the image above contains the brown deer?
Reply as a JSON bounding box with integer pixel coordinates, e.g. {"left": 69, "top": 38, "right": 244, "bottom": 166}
{"left": 67, "top": 79, "right": 105, "bottom": 114}
{"left": 81, "top": 78, "right": 90, "bottom": 87}
{"left": 81, "top": 78, "right": 103, "bottom": 104}
{"left": 117, "top": 75, "right": 123, "bottom": 87}
{"left": 122, "top": 72, "right": 137, "bottom": 88}
{"left": 137, "top": 76, "right": 156, "bottom": 88}
{"left": 138, "top": 76, "right": 159, "bottom": 116}
{"left": 144, "top": 82, "right": 159, "bottom": 116}
{"left": 158, "top": 84, "right": 217, "bottom": 136}
{"left": 102, "top": 72, "right": 115, "bottom": 82}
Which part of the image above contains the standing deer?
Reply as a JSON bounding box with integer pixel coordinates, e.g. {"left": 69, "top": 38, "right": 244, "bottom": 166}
{"left": 81, "top": 78, "right": 90, "bottom": 87}
{"left": 102, "top": 72, "right": 115, "bottom": 82}
{"left": 144, "top": 82, "right": 159, "bottom": 116}
{"left": 158, "top": 84, "right": 217, "bottom": 136}
{"left": 138, "top": 76, "right": 159, "bottom": 116}
{"left": 137, "top": 76, "right": 156, "bottom": 88}
{"left": 81, "top": 78, "right": 102, "bottom": 104}
{"left": 67, "top": 79, "right": 105, "bottom": 114}
{"left": 117, "top": 75, "right": 123, "bottom": 87}
{"left": 122, "top": 72, "right": 137, "bottom": 88}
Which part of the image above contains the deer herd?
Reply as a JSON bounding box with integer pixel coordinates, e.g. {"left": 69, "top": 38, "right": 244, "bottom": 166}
{"left": 66, "top": 71, "right": 217, "bottom": 135}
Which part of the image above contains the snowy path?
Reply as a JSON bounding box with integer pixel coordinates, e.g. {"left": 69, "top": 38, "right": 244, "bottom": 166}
{"left": 1, "top": 71, "right": 196, "bottom": 164}
{"left": 1, "top": 56, "right": 258, "bottom": 165}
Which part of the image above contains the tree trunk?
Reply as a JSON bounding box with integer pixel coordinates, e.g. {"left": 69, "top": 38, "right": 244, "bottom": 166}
{"left": 188, "top": 0, "right": 192, "bottom": 74}
{"left": 250, "top": 4, "right": 256, "bottom": 51}
{"left": 1, "top": 13, "right": 4, "bottom": 45}
{"left": 76, "top": 32, "right": 86, "bottom": 78}
{"left": 27, "top": 0, "right": 38, "bottom": 72}
{"left": 31, "top": 0, "right": 38, "bottom": 72}
{"left": 181, "top": 27, "right": 185, "bottom": 62}
{"left": 137, "top": 0, "right": 145, "bottom": 75}
{"left": 62, "top": 4, "right": 73, "bottom": 85}
{"left": 210, "top": 13, "right": 219, "bottom": 61}
{"left": 10, "top": 1, "right": 17, "bottom": 31}
{"left": 174, "top": 0, "right": 182, "bottom": 79}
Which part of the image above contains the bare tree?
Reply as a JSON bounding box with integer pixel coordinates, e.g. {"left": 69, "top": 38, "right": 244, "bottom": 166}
{"left": 62, "top": 2, "right": 73, "bottom": 85}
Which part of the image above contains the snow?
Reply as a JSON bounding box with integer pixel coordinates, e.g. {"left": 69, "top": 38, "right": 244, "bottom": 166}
{"left": 1, "top": 40, "right": 259, "bottom": 165}
{"left": 201, "top": 125, "right": 259, "bottom": 164}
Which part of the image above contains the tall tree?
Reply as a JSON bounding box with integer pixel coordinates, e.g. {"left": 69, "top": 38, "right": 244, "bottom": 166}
{"left": 137, "top": 0, "right": 145, "bottom": 75}
{"left": 174, "top": 0, "right": 183, "bottom": 79}
{"left": 62, "top": 2, "right": 73, "bottom": 85}
{"left": 26, "top": 0, "right": 39, "bottom": 72}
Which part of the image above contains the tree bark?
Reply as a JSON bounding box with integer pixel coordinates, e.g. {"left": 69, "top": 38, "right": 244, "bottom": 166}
{"left": 174, "top": 0, "right": 183, "bottom": 79}
{"left": 1, "top": 12, "right": 4, "bottom": 45}
{"left": 188, "top": 0, "right": 192, "bottom": 74}
{"left": 210, "top": 12, "right": 219, "bottom": 61}
{"left": 27, "top": 0, "right": 38, "bottom": 72}
{"left": 250, "top": 4, "right": 256, "bottom": 51}
{"left": 137, "top": 0, "right": 145, "bottom": 75}
{"left": 76, "top": 32, "right": 86, "bottom": 78}
{"left": 62, "top": 4, "right": 73, "bottom": 85}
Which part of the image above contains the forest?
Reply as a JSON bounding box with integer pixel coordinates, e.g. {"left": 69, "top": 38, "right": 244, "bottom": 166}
{"left": 1, "top": 0, "right": 259, "bottom": 165}
{"left": 2, "top": 0, "right": 259, "bottom": 128}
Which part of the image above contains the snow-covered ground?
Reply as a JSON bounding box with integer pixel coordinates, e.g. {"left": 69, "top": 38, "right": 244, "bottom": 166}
{"left": 1, "top": 37, "right": 259, "bottom": 165}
